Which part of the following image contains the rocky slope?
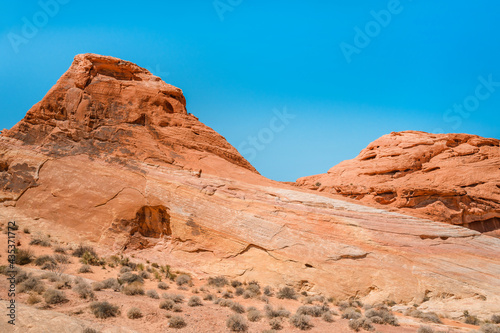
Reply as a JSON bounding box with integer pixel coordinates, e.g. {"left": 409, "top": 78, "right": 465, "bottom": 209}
{"left": 297, "top": 131, "right": 500, "bottom": 237}
{"left": 1, "top": 55, "right": 499, "bottom": 319}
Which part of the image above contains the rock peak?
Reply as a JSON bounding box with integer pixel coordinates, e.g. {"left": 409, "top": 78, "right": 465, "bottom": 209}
{"left": 3, "top": 54, "right": 258, "bottom": 175}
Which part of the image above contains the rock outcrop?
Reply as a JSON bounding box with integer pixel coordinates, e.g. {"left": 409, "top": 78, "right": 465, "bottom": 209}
{"left": 1, "top": 55, "right": 499, "bottom": 317}
{"left": 297, "top": 131, "right": 500, "bottom": 237}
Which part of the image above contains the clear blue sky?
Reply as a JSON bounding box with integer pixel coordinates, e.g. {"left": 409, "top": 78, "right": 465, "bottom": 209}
{"left": 1, "top": 1, "right": 499, "bottom": 181}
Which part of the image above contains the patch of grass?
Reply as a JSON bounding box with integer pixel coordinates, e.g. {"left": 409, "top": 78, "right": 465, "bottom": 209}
{"left": 15, "top": 248, "right": 34, "bottom": 265}
{"left": 277, "top": 286, "right": 297, "bottom": 300}
{"left": 54, "top": 246, "right": 66, "bottom": 254}
{"left": 188, "top": 296, "right": 203, "bottom": 307}
{"left": 290, "top": 314, "right": 313, "bottom": 330}
{"left": 227, "top": 314, "right": 248, "bottom": 332}
{"left": 169, "top": 316, "right": 187, "bottom": 329}
{"left": 127, "top": 307, "right": 143, "bottom": 319}
{"left": 90, "top": 301, "right": 120, "bottom": 319}
{"left": 208, "top": 276, "right": 228, "bottom": 287}
{"left": 43, "top": 288, "right": 68, "bottom": 304}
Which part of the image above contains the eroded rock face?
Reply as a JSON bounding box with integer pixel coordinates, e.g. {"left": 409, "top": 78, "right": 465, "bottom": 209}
{"left": 1, "top": 56, "right": 499, "bottom": 317}
{"left": 4, "top": 53, "right": 257, "bottom": 177}
{"left": 296, "top": 131, "right": 500, "bottom": 236}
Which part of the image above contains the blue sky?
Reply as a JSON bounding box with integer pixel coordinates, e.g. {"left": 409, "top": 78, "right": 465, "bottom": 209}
{"left": 1, "top": 1, "right": 499, "bottom": 181}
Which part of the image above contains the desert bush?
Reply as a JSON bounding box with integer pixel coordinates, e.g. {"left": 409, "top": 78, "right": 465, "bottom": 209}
{"left": 73, "top": 279, "right": 95, "bottom": 300}
{"left": 480, "top": 324, "right": 500, "bottom": 333}
{"left": 364, "top": 306, "right": 399, "bottom": 326}
{"left": 322, "top": 311, "right": 335, "bottom": 322}
{"left": 160, "top": 299, "right": 175, "bottom": 310}
{"left": 158, "top": 282, "right": 169, "bottom": 290}
{"left": 227, "top": 314, "right": 248, "bottom": 332}
{"left": 203, "top": 293, "right": 215, "bottom": 301}
{"left": 72, "top": 244, "right": 97, "bottom": 258}
{"left": 247, "top": 309, "right": 262, "bottom": 322}
{"left": 92, "top": 278, "right": 120, "bottom": 291}
{"left": 491, "top": 315, "right": 500, "bottom": 324}
{"left": 19, "top": 276, "right": 45, "bottom": 294}
{"left": 54, "top": 254, "right": 70, "bottom": 264}
{"left": 40, "top": 271, "right": 59, "bottom": 282}
{"left": 263, "top": 286, "right": 274, "bottom": 296}
{"left": 208, "top": 276, "right": 228, "bottom": 287}
{"left": 55, "top": 275, "right": 72, "bottom": 290}
{"left": 43, "top": 288, "right": 68, "bottom": 304}
{"left": 30, "top": 234, "right": 51, "bottom": 247}
{"left": 23, "top": 227, "right": 30, "bottom": 234}
{"left": 122, "top": 282, "right": 144, "bottom": 296}
{"left": 120, "top": 266, "right": 132, "bottom": 274}
{"left": 80, "top": 251, "right": 104, "bottom": 266}
{"left": 120, "top": 272, "right": 144, "bottom": 284}
{"left": 246, "top": 283, "right": 261, "bottom": 296}
{"left": 15, "top": 249, "right": 34, "bottom": 265}
{"left": 169, "top": 316, "right": 187, "bottom": 328}
{"left": 175, "top": 274, "right": 191, "bottom": 286}
{"left": 235, "top": 287, "right": 245, "bottom": 296}
{"left": 218, "top": 299, "right": 234, "bottom": 307}
{"left": 348, "top": 317, "right": 374, "bottom": 332}
{"left": 79, "top": 264, "right": 93, "bottom": 273}
{"left": 269, "top": 318, "right": 283, "bottom": 330}
{"left": 417, "top": 326, "right": 435, "bottom": 333}
{"left": 290, "top": 314, "right": 313, "bottom": 330}
{"left": 90, "top": 301, "right": 120, "bottom": 319}
{"left": 83, "top": 328, "right": 99, "bottom": 333}
{"left": 54, "top": 246, "right": 66, "bottom": 254}
{"left": 27, "top": 293, "right": 42, "bottom": 305}
{"left": 222, "top": 290, "right": 234, "bottom": 299}
{"left": 464, "top": 311, "right": 480, "bottom": 325}
{"left": 296, "top": 305, "right": 323, "bottom": 317}
{"left": 338, "top": 299, "right": 363, "bottom": 311}
{"left": 277, "top": 286, "right": 297, "bottom": 300}
{"left": 265, "top": 305, "right": 291, "bottom": 319}
{"left": 188, "top": 296, "right": 203, "bottom": 307}
{"left": 231, "top": 302, "right": 246, "bottom": 313}
{"left": 139, "top": 271, "right": 150, "bottom": 279}
{"left": 342, "top": 307, "right": 362, "bottom": 320}
{"left": 231, "top": 280, "right": 242, "bottom": 288}
{"left": 127, "top": 307, "right": 143, "bottom": 319}
{"left": 14, "top": 269, "right": 29, "bottom": 283}
{"left": 163, "top": 293, "right": 184, "bottom": 303}
{"left": 405, "top": 309, "right": 442, "bottom": 324}
{"left": 146, "top": 289, "right": 159, "bottom": 299}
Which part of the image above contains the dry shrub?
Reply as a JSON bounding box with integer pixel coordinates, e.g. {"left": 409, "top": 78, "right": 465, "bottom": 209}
{"left": 227, "top": 314, "right": 248, "bottom": 332}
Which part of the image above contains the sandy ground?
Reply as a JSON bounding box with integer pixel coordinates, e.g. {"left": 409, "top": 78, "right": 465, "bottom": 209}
{"left": 0, "top": 221, "right": 484, "bottom": 333}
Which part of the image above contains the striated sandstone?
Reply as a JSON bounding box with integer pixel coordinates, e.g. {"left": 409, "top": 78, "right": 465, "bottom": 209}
{"left": 297, "top": 131, "right": 500, "bottom": 237}
{"left": 1, "top": 55, "right": 499, "bottom": 319}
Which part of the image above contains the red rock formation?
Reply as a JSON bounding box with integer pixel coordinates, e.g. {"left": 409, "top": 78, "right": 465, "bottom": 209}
{"left": 4, "top": 53, "right": 257, "bottom": 177}
{"left": 1, "top": 56, "right": 499, "bottom": 317}
{"left": 296, "top": 131, "right": 500, "bottom": 236}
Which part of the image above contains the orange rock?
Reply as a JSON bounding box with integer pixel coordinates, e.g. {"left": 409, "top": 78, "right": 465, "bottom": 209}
{"left": 1, "top": 56, "right": 499, "bottom": 318}
{"left": 297, "top": 131, "right": 500, "bottom": 237}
